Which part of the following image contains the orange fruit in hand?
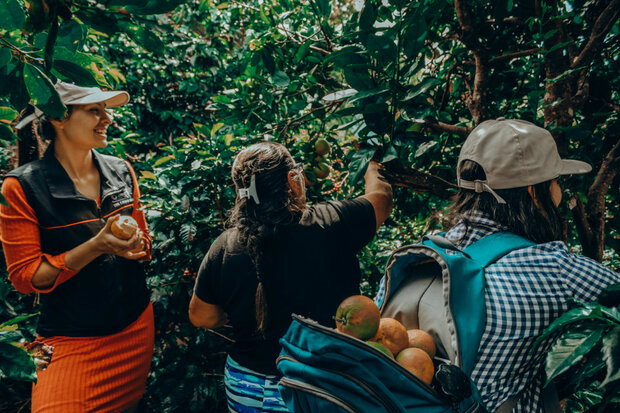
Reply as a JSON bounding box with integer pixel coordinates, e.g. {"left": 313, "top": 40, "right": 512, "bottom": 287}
{"left": 407, "top": 329, "right": 436, "bottom": 358}
{"left": 110, "top": 216, "right": 138, "bottom": 240}
{"left": 335, "top": 295, "right": 381, "bottom": 341}
{"left": 396, "top": 347, "right": 435, "bottom": 385}
{"left": 369, "top": 318, "right": 409, "bottom": 356}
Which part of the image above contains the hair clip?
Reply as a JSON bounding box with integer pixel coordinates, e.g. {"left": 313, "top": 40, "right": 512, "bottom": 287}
{"left": 238, "top": 174, "right": 260, "bottom": 204}
{"left": 14, "top": 107, "right": 43, "bottom": 131}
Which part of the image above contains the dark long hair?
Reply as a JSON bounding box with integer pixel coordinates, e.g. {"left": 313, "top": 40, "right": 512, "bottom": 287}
{"left": 447, "top": 160, "right": 563, "bottom": 244}
{"left": 229, "top": 141, "right": 303, "bottom": 334}
{"left": 12, "top": 105, "right": 72, "bottom": 167}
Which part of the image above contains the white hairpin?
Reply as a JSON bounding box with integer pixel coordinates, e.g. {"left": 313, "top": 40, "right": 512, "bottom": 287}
{"left": 14, "top": 107, "right": 43, "bottom": 130}
{"left": 238, "top": 174, "right": 260, "bottom": 204}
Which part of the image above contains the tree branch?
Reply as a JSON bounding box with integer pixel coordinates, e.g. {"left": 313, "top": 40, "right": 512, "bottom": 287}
{"left": 382, "top": 163, "right": 458, "bottom": 199}
{"left": 571, "top": 0, "right": 620, "bottom": 71}
{"left": 454, "top": 0, "right": 490, "bottom": 123}
{"left": 568, "top": 194, "right": 596, "bottom": 257}
{"left": 587, "top": 137, "right": 620, "bottom": 225}
{"left": 571, "top": 0, "right": 620, "bottom": 107}
{"left": 424, "top": 119, "right": 472, "bottom": 138}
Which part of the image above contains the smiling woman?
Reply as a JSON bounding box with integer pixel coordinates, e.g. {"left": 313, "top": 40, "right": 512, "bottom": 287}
{"left": 0, "top": 82, "right": 154, "bottom": 413}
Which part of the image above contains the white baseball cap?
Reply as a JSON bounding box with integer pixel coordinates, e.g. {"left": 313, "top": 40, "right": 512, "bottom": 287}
{"left": 15, "top": 81, "right": 129, "bottom": 130}
{"left": 457, "top": 117, "right": 592, "bottom": 203}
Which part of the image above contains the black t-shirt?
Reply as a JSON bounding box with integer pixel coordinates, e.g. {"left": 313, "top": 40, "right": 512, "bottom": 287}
{"left": 194, "top": 198, "right": 376, "bottom": 375}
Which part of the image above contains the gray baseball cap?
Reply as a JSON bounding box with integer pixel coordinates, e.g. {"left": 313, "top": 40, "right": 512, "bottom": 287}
{"left": 15, "top": 81, "right": 129, "bottom": 130}
{"left": 457, "top": 117, "right": 591, "bottom": 203}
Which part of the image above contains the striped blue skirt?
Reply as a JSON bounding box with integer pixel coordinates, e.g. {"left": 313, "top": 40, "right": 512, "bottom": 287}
{"left": 225, "top": 355, "right": 290, "bottom": 412}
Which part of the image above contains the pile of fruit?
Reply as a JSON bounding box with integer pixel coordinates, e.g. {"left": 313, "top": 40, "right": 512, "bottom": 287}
{"left": 334, "top": 295, "right": 436, "bottom": 385}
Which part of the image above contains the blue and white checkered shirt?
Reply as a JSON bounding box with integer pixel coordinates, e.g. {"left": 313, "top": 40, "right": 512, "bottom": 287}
{"left": 375, "top": 210, "right": 619, "bottom": 412}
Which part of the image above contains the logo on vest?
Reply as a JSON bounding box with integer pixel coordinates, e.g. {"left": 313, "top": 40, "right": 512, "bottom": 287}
{"left": 110, "top": 188, "right": 133, "bottom": 208}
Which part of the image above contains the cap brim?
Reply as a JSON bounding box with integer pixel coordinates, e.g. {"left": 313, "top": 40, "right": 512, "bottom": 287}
{"left": 65, "top": 91, "right": 130, "bottom": 108}
{"left": 559, "top": 159, "right": 592, "bottom": 176}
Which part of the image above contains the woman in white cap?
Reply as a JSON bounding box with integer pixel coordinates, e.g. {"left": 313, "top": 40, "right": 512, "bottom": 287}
{"left": 377, "top": 118, "right": 619, "bottom": 412}
{"left": 0, "top": 82, "right": 154, "bottom": 413}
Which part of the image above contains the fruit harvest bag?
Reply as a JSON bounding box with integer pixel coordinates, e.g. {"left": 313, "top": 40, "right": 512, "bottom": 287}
{"left": 277, "top": 232, "right": 533, "bottom": 413}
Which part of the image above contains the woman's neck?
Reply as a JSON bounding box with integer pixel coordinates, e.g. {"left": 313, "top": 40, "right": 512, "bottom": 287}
{"left": 53, "top": 141, "right": 95, "bottom": 179}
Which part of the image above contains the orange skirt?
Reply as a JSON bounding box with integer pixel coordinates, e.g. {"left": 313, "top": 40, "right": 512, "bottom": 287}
{"left": 31, "top": 302, "right": 155, "bottom": 413}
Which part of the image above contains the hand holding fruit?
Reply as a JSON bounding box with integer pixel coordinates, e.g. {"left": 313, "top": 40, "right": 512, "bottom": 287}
{"left": 92, "top": 215, "right": 146, "bottom": 260}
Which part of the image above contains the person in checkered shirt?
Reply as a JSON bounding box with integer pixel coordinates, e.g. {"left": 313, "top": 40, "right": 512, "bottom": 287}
{"left": 377, "top": 118, "right": 619, "bottom": 412}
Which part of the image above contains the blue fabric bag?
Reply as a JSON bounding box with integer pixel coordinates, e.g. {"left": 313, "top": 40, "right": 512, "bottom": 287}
{"left": 277, "top": 232, "right": 533, "bottom": 413}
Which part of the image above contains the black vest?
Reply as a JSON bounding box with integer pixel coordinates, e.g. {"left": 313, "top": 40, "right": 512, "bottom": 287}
{"left": 7, "top": 148, "right": 150, "bottom": 337}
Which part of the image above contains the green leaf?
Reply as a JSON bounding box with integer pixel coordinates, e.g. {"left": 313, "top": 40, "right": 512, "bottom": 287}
{"left": 537, "top": 303, "right": 618, "bottom": 345}
{"left": 261, "top": 48, "right": 276, "bottom": 74}
{"left": 322, "top": 89, "right": 357, "bottom": 102}
{"left": 0, "top": 0, "right": 25, "bottom": 31}
{"left": 0, "top": 314, "right": 36, "bottom": 328}
{"left": 0, "top": 106, "right": 18, "bottom": 122}
{"left": 315, "top": 0, "right": 332, "bottom": 18}
{"left": 53, "top": 60, "right": 100, "bottom": 88}
{"left": 348, "top": 147, "right": 377, "bottom": 186}
{"left": 0, "top": 342, "right": 36, "bottom": 382}
{"left": 358, "top": 1, "right": 377, "bottom": 31}
{"left": 270, "top": 71, "right": 290, "bottom": 89}
{"left": 0, "top": 47, "right": 12, "bottom": 69}
{"left": 53, "top": 47, "right": 109, "bottom": 87}
{"left": 119, "top": 22, "right": 165, "bottom": 56}
{"left": 57, "top": 19, "right": 87, "bottom": 52}
{"left": 74, "top": 9, "right": 120, "bottom": 35}
{"left": 0, "top": 124, "right": 17, "bottom": 141}
{"left": 601, "top": 326, "right": 620, "bottom": 388}
{"left": 381, "top": 144, "right": 398, "bottom": 163}
{"left": 545, "top": 326, "right": 606, "bottom": 384}
{"left": 0, "top": 329, "right": 23, "bottom": 342}
{"left": 22, "top": 63, "right": 66, "bottom": 118}
{"left": 120, "top": 0, "right": 185, "bottom": 15}
{"left": 403, "top": 78, "right": 441, "bottom": 101}
{"left": 403, "top": 11, "right": 427, "bottom": 59}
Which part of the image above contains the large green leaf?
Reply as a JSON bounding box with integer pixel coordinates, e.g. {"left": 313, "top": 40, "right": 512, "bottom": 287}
{"left": 57, "top": 19, "right": 88, "bottom": 52}
{"left": 270, "top": 70, "right": 290, "bottom": 89}
{"left": 53, "top": 47, "right": 109, "bottom": 87}
{"left": 0, "top": 106, "right": 18, "bottom": 122}
{"left": 315, "top": 0, "right": 332, "bottom": 18}
{"left": 119, "top": 22, "right": 165, "bottom": 56}
{"left": 348, "top": 147, "right": 377, "bottom": 186}
{"left": 601, "top": 327, "right": 620, "bottom": 388}
{"left": 402, "top": 10, "right": 427, "bottom": 59}
{"left": 0, "top": 0, "right": 25, "bottom": 31}
{"left": 74, "top": 9, "right": 120, "bottom": 35}
{"left": 22, "top": 63, "right": 66, "bottom": 118}
{"left": 545, "top": 326, "right": 606, "bottom": 384}
{"left": 536, "top": 303, "right": 613, "bottom": 344}
{"left": 0, "top": 314, "right": 36, "bottom": 328}
{"left": 0, "top": 47, "right": 12, "bottom": 69}
{"left": 0, "top": 342, "right": 36, "bottom": 382}
{"left": 358, "top": 1, "right": 377, "bottom": 31}
{"left": 114, "top": 0, "right": 186, "bottom": 15}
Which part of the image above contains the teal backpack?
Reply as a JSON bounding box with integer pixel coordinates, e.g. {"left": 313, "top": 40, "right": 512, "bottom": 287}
{"left": 277, "top": 232, "right": 534, "bottom": 413}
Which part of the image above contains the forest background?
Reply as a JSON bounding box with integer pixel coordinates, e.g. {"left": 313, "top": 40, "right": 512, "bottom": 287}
{"left": 0, "top": 0, "right": 619, "bottom": 412}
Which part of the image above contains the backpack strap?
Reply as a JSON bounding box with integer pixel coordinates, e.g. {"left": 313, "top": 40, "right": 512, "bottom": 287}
{"left": 464, "top": 232, "right": 535, "bottom": 268}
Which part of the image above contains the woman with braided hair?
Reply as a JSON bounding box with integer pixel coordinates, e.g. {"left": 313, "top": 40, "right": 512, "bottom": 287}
{"left": 189, "top": 141, "right": 392, "bottom": 412}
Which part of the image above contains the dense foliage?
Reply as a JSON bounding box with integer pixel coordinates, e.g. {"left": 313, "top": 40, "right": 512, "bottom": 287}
{"left": 1, "top": 0, "right": 618, "bottom": 412}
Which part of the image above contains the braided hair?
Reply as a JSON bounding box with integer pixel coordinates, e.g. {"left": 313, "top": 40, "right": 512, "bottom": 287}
{"left": 229, "top": 141, "right": 304, "bottom": 334}
{"left": 447, "top": 160, "right": 563, "bottom": 244}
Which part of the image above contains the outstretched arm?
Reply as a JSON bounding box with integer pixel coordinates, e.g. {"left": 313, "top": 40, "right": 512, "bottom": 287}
{"left": 360, "top": 161, "right": 393, "bottom": 230}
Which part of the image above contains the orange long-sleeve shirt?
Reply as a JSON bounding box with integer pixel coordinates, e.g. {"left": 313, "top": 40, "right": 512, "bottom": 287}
{"left": 0, "top": 161, "right": 152, "bottom": 295}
